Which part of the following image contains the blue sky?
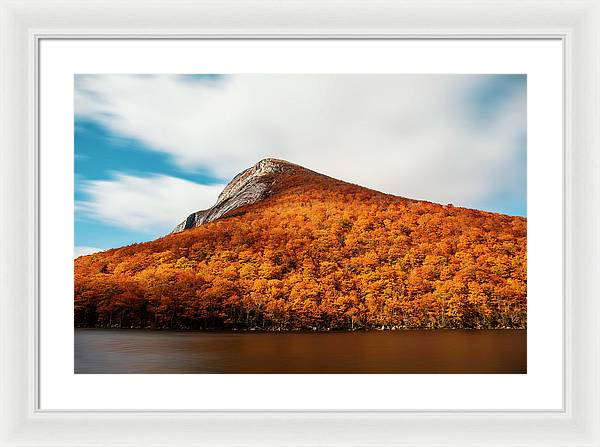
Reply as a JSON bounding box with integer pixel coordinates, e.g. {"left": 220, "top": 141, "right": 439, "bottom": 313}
{"left": 74, "top": 74, "right": 526, "bottom": 257}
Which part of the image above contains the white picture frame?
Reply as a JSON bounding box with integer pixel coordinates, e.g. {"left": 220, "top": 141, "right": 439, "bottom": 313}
{"left": 1, "top": 0, "right": 599, "bottom": 445}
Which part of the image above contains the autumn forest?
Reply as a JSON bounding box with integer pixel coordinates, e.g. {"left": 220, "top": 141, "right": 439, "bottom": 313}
{"left": 74, "top": 162, "right": 526, "bottom": 331}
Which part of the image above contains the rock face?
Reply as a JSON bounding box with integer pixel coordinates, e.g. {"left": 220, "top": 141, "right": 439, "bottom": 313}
{"left": 172, "top": 158, "right": 306, "bottom": 233}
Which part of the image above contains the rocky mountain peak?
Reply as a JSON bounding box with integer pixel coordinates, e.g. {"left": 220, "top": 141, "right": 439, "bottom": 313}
{"left": 216, "top": 158, "right": 294, "bottom": 202}
{"left": 171, "top": 158, "right": 304, "bottom": 233}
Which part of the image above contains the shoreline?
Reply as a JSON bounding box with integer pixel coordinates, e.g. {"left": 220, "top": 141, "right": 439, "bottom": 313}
{"left": 74, "top": 326, "right": 527, "bottom": 332}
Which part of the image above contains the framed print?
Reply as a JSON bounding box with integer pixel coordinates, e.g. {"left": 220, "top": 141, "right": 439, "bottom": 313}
{"left": 1, "top": 1, "right": 600, "bottom": 446}
{"left": 43, "top": 39, "right": 557, "bottom": 411}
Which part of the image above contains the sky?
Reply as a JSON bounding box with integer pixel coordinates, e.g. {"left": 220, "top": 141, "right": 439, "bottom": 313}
{"left": 74, "top": 74, "right": 526, "bottom": 257}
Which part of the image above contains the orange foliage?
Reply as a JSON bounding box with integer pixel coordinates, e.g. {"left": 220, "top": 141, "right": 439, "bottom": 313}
{"left": 74, "top": 171, "right": 526, "bottom": 330}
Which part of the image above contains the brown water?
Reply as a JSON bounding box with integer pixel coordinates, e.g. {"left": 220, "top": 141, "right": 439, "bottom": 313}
{"left": 74, "top": 328, "right": 526, "bottom": 374}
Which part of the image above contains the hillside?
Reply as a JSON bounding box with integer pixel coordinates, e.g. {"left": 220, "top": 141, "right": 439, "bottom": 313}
{"left": 74, "top": 159, "right": 527, "bottom": 330}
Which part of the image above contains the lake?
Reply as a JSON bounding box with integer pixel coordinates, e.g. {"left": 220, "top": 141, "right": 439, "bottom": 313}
{"left": 75, "top": 328, "right": 526, "bottom": 374}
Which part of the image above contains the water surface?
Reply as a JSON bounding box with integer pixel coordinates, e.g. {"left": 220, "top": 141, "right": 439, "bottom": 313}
{"left": 75, "top": 328, "right": 526, "bottom": 374}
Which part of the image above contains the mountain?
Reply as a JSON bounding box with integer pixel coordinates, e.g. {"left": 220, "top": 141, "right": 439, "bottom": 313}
{"left": 172, "top": 158, "right": 324, "bottom": 233}
{"left": 74, "top": 159, "right": 527, "bottom": 330}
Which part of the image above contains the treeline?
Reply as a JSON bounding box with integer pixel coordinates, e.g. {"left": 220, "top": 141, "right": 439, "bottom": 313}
{"left": 75, "top": 174, "right": 526, "bottom": 330}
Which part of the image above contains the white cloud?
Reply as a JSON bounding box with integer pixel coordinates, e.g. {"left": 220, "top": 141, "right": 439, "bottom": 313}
{"left": 75, "top": 74, "right": 526, "bottom": 207}
{"left": 74, "top": 246, "right": 103, "bottom": 258}
{"left": 77, "top": 174, "right": 225, "bottom": 232}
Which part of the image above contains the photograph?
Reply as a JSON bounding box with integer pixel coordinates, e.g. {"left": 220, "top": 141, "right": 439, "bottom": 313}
{"left": 73, "top": 73, "right": 527, "bottom": 374}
